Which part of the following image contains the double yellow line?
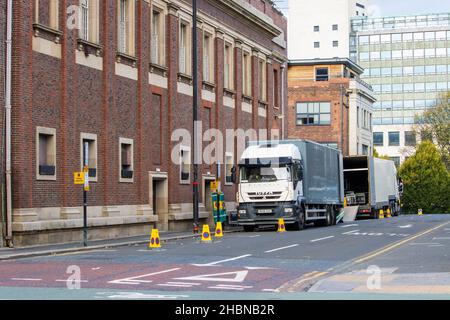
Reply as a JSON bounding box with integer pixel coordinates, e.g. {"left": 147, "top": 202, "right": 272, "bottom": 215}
{"left": 353, "top": 221, "right": 450, "bottom": 264}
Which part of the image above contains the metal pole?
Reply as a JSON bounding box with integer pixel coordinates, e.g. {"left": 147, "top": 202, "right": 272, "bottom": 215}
{"left": 340, "top": 84, "right": 344, "bottom": 155}
{"left": 192, "top": 0, "right": 199, "bottom": 233}
{"left": 83, "top": 142, "right": 89, "bottom": 247}
{"left": 5, "top": 0, "right": 13, "bottom": 247}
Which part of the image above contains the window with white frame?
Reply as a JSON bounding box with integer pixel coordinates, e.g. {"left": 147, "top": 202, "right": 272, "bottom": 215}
{"left": 224, "top": 42, "right": 234, "bottom": 90}
{"left": 259, "top": 59, "right": 267, "bottom": 102}
{"left": 242, "top": 50, "right": 252, "bottom": 96}
{"left": 179, "top": 20, "right": 191, "bottom": 75}
{"left": 117, "top": 0, "right": 135, "bottom": 56}
{"left": 35, "top": 0, "right": 59, "bottom": 30}
{"left": 36, "top": 127, "right": 57, "bottom": 180}
{"left": 151, "top": 7, "right": 165, "bottom": 66}
{"left": 180, "top": 147, "right": 191, "bottom": 183}
{"left": 119, "top": 138, "right": 134, "bottom": 182}
{"left": 79, "top": 0, "right": 99, "bottom": 43}
{"left": 225, "top": 153, "right": 234, "bottom": 184}
{"left": 203, "top": 31, "right": 214, "bottom": 83}
{"left": 80, "top": 133, "right": 98, "bottom": 180}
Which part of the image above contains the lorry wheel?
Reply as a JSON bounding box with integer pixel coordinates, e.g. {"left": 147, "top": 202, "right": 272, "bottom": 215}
{"left": 243, "top": 225, "right": 255, "bottom": 232}
{"left": 325, "top": 206, "right": 333, "bottom": 226}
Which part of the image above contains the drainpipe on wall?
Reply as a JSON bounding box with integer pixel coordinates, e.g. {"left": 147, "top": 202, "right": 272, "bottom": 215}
{"left": 280, "top": 63, "right": 286, "bottom": 140}
{"left": 5, "top": 0, "right": 13, "bottom": 247}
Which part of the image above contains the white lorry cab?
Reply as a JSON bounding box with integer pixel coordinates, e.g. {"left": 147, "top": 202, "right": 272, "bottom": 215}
{"left": 235, "top": 140, "right": 344, "bottom": 231}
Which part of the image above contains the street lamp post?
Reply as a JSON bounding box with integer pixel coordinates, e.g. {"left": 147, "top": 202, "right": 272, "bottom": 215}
{"left": 192, "top": 0, "right": 199, "bottom": 233}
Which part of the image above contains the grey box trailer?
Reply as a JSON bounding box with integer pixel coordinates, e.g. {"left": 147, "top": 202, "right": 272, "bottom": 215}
{"left": 343, "top": 156, "right": 400, "bottom": 219}
{"left": 239, "top": 140, "right": 344, "bottom": 229}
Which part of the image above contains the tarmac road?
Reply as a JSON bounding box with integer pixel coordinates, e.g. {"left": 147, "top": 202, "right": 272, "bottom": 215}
{"left": 0, "top": 214, "right": 449, "bottom": 300}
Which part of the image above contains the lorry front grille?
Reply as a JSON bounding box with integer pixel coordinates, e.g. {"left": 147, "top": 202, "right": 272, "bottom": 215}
{"left": 247, "top": 191, "right": 283, "bottom": 201}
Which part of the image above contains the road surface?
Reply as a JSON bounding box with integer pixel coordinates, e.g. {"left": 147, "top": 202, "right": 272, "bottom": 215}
{"left": 0, "top": 214, "right": 449, "bottom": 299}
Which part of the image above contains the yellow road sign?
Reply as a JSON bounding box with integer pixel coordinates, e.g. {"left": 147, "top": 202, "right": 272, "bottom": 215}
{"left": 74, "top": 172, "right": 85, "bottom": 185}
{"left": 210, "top": 181, "right": 218, "bottom": 192}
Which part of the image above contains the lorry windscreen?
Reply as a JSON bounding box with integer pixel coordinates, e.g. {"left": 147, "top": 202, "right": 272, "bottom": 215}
{"left": 240, "top": 165, "right": 291, "bottom": 183}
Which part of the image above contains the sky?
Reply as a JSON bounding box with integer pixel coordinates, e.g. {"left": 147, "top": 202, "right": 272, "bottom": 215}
{"left": 274, "top": 0, "right": 450, "bottom": 17}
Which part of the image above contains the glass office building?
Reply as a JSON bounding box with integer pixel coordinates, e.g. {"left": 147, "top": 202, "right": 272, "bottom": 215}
{"left": 350, "top": 13, "right": 450, "bottom": 164}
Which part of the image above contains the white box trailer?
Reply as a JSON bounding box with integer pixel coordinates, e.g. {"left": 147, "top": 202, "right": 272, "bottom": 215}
{"left": 343, "top": 156, "right": 400, "bottom": 219}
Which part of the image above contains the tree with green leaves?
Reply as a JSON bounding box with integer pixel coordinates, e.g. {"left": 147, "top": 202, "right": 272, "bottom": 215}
{"left": 373, "top": 148, "right": 389, "bottom": 160}
{"left": 398, "top": 141, "right": 450, "bottom": 214}
{"left": 414, "top": 92, "right": 450, "bottom": 170}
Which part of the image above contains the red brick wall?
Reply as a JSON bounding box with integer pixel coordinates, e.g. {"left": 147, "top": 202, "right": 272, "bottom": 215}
{"left": 288, "top": 69, "right": 350, "bottom": 155}
{"left": 9, "top": 0, "right": 287, "bottom": 213}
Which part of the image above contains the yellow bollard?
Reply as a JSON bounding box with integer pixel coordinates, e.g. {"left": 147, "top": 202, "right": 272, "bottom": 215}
{"left": 418, "top": 208, "right": 423, "bottom": 215}
{"left": 379, "top": 209, "right": 384, "bottom": 219}
{"left": 386, "top": 208, "right": 391, "bottom": 218}
{"left": 277, "top": 218, "right": 286, "bottom": 233}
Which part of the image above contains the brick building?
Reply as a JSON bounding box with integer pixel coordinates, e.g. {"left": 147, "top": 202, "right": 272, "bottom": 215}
{"left": 287, "top": 58, "right": 375, "bottom": 156}
{"left": 2, "top": 0, "right": 287, "bottom": 247}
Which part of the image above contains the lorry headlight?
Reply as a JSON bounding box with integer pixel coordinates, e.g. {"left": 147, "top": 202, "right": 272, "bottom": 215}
{"left": 284, "top": 208, "right": 293, "bottom": 213}
{"left": 238, "top": 209, "right": 247, "bottom": 214}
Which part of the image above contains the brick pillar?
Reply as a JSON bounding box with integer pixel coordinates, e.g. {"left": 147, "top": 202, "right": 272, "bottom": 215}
{"left": 101, "top": 0, "right": 117, "bottom": 205}
{"left": 166, "top": 3, "right": 179, "bottom": 205}
{"left": 11, "top": 0, "right": 35, "bottom": 209}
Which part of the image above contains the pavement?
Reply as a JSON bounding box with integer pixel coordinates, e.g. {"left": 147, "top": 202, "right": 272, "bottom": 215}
{"left": 0, "top": 214, "right": 449, "bottom": 300}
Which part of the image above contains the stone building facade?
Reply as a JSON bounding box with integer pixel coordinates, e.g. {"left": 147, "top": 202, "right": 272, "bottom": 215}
{"left": 287, "top": 58, "right": 375, "bottom": 156}
{"left": 3, "top": 0, "right": 287, "bottom": 246}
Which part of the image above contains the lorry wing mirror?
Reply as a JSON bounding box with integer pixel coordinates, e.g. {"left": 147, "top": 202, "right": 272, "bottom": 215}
{"left": 231, "top": 166, "right": 237, "bottom": 184}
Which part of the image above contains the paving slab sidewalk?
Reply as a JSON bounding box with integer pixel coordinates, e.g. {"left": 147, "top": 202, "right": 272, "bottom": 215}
{"left": 0, "top": 226, "right": 242, "bottom": 261}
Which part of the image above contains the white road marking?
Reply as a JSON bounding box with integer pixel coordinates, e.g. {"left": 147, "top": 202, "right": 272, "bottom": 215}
{"left": 244, "top": 266, "right": 275, "bottom": 270}
{"left": 109, "top": 268, "right": 181, "bottom": 285}
{"left": 208, "top": 286, "right": 244, "bottom": 291}
{"left": 192, "top": 254, "right": 252, "bottom": 267}
{"left": 341, "top": 224, "right": 359, "bottom": 228}
{"left": 91, "top": 267, "right": 101, "bottom": 270}
{"left": 55, "top": 279, "right": 88, "bottom": 283}
{"left": 157, "top": 283, "right": 193, "bottom": 288}
{"left": 433, "top": 237, "right": 450, "bottom": 240}
{"left": 175, "top": 270, "right": 249, "bottom": 283}
{"left": 166, "top": 282, "right": 201, "bottom": 286}
{"left": 310, "top": 236, "right": 335, "bottom": 243}
{"left": 409, "top": 243, "right": 440, "bottom": 246}
{"left": 264, "top": 244, "right": 299, "bottom": 253}
{"left": 11, "top": 278, "right": 42, "bottom": 282}
{"left": 248, "top": 235, "right": 261, "bottom": 238}
{"left": 399, "top": 224, "right": 413, "bottom": 228}
{"left": 342, "top": 229, "right": 359, "bottom": 235}
{"left": 97, "top": 292, "right": 189, "bottom": 300}
{"left": 262, "top": 289, "right": 279, "bottom": 292}
{"left": 215, "top": 284, "right": 253, "bottom": 289}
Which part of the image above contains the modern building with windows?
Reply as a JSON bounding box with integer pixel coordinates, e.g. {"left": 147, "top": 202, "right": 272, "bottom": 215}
{"left": 288, "top": 0, "right": 368, "bottom": 60}
{"left": 350, "top": 13, "right": 450, "bottom": 164}
{"left": 288, "top": 58, "right": 375, "bottom": 156}
{"left": 1, "top": 0, "right": 287, "bottom": 246}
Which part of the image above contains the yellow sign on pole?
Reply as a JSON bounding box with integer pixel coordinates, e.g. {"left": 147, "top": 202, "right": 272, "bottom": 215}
{"left": 83, "top": 166, "right": 90, "bottom": 191}
{"left": 210, "top": 181, "right": 218, "bottom": 192}
{"left": 74, "top": 172, "right": 85, "bottom": 185}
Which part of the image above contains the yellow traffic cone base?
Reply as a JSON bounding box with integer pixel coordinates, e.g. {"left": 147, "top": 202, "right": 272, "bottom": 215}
{"left": 149, "top": 228, "right": 161, "bottom": 250}
{"left": 278, "top": 218, "right": 286, "bottom": 233}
